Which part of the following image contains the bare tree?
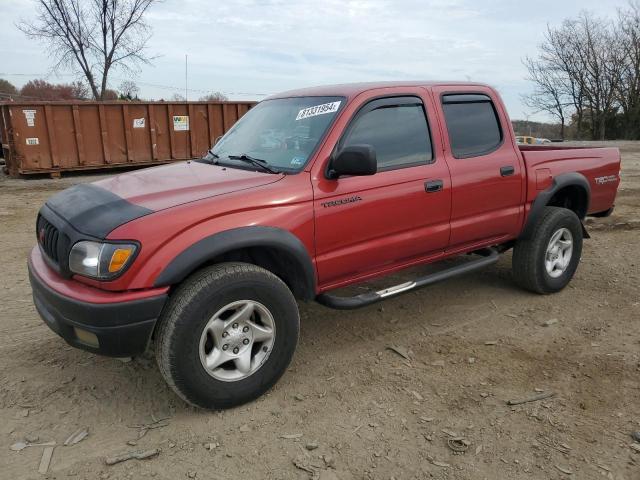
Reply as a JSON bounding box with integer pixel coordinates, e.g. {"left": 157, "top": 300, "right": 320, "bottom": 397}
{"left": 522, "top": 56, "right": 569, "bottom": 139}
{"left": 19, "top": 0, "right": 159, "bottom": 100}
{"left": 540, "top": 22, "right": 588, "bottom": 138}
{"left": 20, "top": 78, "right": 89, "bottom": 100}
{"left": 571, "top": 12, "right": 625, "bottom": 139}
{"left": 617, "top": 1, "right": 640, "bottom": 138}
{"left": 70, "top": 80, "right": 90, "bottom": 99}
{"left": 0, "top": 79, "right": 19, "bottom": 97}
{"left": 199, "top": 92, "right": 229, "bottom": 102}
{"left": 119, "top": 79, "right": 140, "bottom": 99}
{"left": 524, "top": 11, "right": 627, "bottom": 140}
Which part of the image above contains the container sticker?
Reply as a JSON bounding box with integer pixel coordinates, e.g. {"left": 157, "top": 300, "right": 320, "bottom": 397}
{"left": 173, "top": 115, "right": 189, "bottom": 131}
{"left": 23, "top": 109, "right": 36, "bottom": 127}
{"left": 26, "top": 137, "right": 39, "bottom": 145}
{"left": 296, "top": 101, "right": 341, "bottom": 121}
{"left": 133, "top": 117, "right": 145, "bottom": 128}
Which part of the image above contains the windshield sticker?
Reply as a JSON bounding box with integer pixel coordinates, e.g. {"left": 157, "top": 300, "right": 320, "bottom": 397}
{"left": 296, "top": 101, "right": 341, "bottom": 121}
{"left": 290, "top": 156, "right": 305, "bottom": 166}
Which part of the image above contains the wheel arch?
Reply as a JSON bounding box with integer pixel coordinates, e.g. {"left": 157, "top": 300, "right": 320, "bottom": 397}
{"left": 520, "top": 172, "right": 590, "bottom": 240}
{"left": 153, "top": 226, "right": 316, "bottom": 301}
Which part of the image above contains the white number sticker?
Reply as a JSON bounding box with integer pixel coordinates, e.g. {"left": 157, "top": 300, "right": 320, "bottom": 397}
{"left": 296, "top": 101, "right": 341, "bottom": 121}
{"left": 23, "top": 109, "right": 36, "bottom": 127}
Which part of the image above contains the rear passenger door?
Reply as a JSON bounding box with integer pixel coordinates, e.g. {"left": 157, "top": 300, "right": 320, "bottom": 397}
{"left": 431, "top": 86, "right": 524, "bottom": 249}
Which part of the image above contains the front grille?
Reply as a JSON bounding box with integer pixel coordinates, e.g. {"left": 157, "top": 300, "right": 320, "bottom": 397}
{"left": 37, "top": 215, "right": 60, "bottom": 263}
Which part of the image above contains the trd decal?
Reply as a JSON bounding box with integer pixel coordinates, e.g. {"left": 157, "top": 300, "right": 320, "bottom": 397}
{"left": 594, "top": 175, "right": 617, "bottom": 185}
{"left": 321, "top": 195, "right": 362, "bottom": 208}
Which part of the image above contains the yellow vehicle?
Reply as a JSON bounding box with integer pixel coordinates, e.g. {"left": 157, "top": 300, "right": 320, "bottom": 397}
{"left": 516, "top": 135, "right": 534, "bottom": 144}
{"left": 516, "top": 135, "right": 551, "bottom": 145}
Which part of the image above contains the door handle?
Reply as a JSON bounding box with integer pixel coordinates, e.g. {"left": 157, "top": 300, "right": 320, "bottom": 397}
{"left": 425, "top": 179, "right": 443, "bottom": 193}
{"left": 500, "top": 165, "right": 515, "bottom": 177}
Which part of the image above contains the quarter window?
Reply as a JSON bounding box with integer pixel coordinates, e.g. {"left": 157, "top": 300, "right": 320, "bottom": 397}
{"left": 442, "top": 94, "right": 502, "bottom": 158}
{"left": 341, "top": 101, "right": 432, "bottom": 170}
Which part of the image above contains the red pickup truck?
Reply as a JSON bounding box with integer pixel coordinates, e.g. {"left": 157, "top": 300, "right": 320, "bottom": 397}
{"left": 28, "top": 82, "right": 621, "bottom": 409}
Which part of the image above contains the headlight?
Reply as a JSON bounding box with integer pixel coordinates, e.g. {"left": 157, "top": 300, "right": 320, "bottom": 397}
{"left": 69, "top": 241, "right": 137, "bottom": 280}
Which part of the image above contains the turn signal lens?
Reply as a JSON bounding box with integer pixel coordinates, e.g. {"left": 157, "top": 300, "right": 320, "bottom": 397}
{"left": 109, "top": 247, "right": 134, "bottom": 273}
{"left": 69, "top": 241, "right": 137, "bottom": 279}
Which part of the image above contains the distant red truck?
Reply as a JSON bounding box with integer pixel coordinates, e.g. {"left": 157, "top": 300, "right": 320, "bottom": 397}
{"left": 28, "top": 82, "right": 621, "bottom": 409}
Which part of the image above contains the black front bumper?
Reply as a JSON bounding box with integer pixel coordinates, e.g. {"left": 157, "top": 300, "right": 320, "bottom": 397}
{"left": 28, "top": 265, "right": 167, "bottom": 357}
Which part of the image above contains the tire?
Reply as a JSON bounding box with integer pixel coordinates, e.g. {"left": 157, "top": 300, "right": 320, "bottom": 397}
{"left": 512, "top": 206, "right": 583, "bottom": 294}
{"left": 155, "top": 262, "right": 299, "bottom": 409}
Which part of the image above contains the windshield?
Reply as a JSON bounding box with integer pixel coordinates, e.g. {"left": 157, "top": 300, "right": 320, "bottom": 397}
{"left": 211, "top": 96, "right": 344, "bottom": 172}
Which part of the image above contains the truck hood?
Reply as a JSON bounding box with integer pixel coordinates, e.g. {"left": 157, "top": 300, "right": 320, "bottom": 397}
{"left": 44, "top": 161, "right": 283, "bottom": 238}
{"left": 93, "top": 161, "right": 283, "bottom": 211}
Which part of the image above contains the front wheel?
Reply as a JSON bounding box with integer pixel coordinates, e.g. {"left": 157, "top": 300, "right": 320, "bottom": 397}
{"left": 512, "top": 207, "right": 583, "bottom": 294}
{"left": 155, "top": 262, "right": 300, "bottom": 409}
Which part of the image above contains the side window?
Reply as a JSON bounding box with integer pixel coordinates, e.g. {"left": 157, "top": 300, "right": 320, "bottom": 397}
{"left": 441, "top": 94, "right": 502, "bottom": 158}
{"left": 341, "top": 100, "right": 432, "bottom": 171}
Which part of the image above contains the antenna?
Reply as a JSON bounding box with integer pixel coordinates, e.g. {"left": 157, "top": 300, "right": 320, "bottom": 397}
{"left": 185, "top": 54, "right": 188, "bottom": 101}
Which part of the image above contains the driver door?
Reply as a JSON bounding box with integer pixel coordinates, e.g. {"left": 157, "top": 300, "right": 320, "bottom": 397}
{"left": 311, "top": 91, "right": 451, "bottom": 289}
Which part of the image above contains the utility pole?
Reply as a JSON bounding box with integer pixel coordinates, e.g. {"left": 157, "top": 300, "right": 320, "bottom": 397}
{"left": 185, "top": 54, "right": 188, "bottom": 101}
{"left": 524, "top": 113, "right": 532, "bottom": 137}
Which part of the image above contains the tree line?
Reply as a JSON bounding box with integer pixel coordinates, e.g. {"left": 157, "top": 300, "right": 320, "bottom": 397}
{"left": 524, "top": 1, "right": 640, "bottom": 140}
{"left": 0, "top": 78, "right": 132, "bottom": 101}
{"left": 0, "top": 78, "right": 110, "bottom": 101}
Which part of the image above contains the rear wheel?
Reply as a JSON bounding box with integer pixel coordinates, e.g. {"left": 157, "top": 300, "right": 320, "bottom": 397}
{"left": 512, "top": 207, "right": 583, "bottom": 294}
{"left": 155, "top": 262, "right": 299, "bottom": 409}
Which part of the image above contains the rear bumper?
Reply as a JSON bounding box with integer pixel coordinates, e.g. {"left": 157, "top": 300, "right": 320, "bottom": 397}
{"left": 28, "top": 249, "right": 167, "bottom": 357}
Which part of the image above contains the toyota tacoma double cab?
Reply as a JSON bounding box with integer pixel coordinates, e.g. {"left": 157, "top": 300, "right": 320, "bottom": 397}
{"left": 28, "top": 82, "right": 621, "bottom": 409}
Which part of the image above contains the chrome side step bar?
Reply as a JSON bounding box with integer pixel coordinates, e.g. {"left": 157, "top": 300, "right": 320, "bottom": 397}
{"left": 315, "top": 248, "right": 499, "bottom": 310}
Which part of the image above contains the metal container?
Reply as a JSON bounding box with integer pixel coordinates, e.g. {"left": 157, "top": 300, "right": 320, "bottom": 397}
{"left": 0, "top": 100, "right": 255, "bottom": 177}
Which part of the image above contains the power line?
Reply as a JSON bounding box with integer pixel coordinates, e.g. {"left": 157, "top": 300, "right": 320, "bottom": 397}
{"left": 0, "top": 91, "right": 62, "bottom": 100}
{"left": 0, "top": 72, "right": 270, "bottom": 97}
{"left": 111, "top": 76, "right": 269, "bottom": 97}
{"left": 0, "top": 72, "right": 75, "bottom": 77}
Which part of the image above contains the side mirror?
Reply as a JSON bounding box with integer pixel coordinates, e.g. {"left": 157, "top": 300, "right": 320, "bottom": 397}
{"left": 328, "top": 145, "right": 377, "bottom": 179}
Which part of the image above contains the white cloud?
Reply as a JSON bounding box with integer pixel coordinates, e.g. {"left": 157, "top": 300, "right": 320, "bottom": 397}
{"left": 0, "top": 0, "right": 627, "bottom": 120}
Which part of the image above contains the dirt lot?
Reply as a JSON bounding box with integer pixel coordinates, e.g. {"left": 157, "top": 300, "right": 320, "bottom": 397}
{"left": 1, "top": 141, "right": 638, "bottom": 480}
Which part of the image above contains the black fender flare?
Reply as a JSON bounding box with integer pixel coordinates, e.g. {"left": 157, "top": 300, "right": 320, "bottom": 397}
{"left": 520, "top": 172, "right": 591, "bottom": 240}
{"left": 153, "top": 226, "right": 316, "bottom": 300}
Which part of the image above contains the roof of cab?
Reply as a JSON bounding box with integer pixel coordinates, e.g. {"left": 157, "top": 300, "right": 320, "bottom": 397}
{"left": 266, "top": 81, "right": 492, "bottom": 101}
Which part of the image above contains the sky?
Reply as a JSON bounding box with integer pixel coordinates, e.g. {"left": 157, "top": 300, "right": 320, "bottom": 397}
{"left": 0, "top": 0, "right": 628, "bottom": 121}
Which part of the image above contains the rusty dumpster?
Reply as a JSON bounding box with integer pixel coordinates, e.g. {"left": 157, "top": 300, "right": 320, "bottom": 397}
{"left": 0, "top": 100, "right": 255, "bottom": 177}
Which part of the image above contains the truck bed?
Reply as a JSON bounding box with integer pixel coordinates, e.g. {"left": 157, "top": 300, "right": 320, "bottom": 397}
{"left": 519, "top": 145, "right": 621, "bottom": 215}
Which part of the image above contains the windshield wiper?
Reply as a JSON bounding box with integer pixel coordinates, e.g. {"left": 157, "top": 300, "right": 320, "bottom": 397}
{"left": 227, "top": 154, "right": 279, "bottom": 174}
{"left": 199, "top": 149, "right": 219, "bottom": 165}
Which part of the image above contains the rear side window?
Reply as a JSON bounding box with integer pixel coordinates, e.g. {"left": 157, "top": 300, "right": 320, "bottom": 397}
{"left": 341, "top": 100, "right": 432, "bottom": 171}
{"left": 442, "top": 94, "right": 502, "bottom": 158}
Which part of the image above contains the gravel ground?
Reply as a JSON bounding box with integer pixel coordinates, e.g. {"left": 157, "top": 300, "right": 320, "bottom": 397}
{"left": 0, "top": 141, "right": 638, "bottom": 480}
